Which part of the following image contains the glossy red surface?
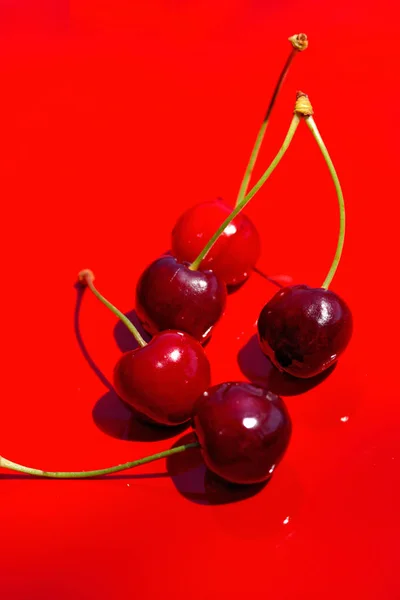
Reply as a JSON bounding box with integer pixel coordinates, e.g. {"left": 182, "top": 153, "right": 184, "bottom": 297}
{"left": 0, "top": 1, "right": 399, "bottom": 598}
{"left": 171, "top": 198, "right": 261, "bottom": 285}
{"left": 113, "top": 331, "right": 211, "bottom": 425}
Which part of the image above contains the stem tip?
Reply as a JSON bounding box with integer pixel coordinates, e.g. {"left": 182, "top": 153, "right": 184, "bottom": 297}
{"left": 294, "top": 91, "right": 314, "bottom": 117}
{"left": 288, "top": 33, "right": 308, "bottom": 52}
{"left": 78, "top": 269, "right": 95, "bottom": 286}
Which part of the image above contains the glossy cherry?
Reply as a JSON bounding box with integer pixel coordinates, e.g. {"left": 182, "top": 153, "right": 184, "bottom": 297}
{"left": 136, "top": 255, "right": 227, "bottom": 342}
{"left": 78, "top": 270, "right": 211, "bottom": 426}
{"left": 114, "top": 330, "right": 211, "bottom": 426}
{"left": 171, "top": 198, "right": 261, "bottom": 287}
{"left": 193, "top": 381, "right": 292, "bottom": 484}
{"left": 256, "top": 94, "right": 352, "bottom": 379}
{"left": 257, "top": 285, "right": 353, "bottom": 379}
{"left": 170, "top": 35, "right": 308, "bottom": 288}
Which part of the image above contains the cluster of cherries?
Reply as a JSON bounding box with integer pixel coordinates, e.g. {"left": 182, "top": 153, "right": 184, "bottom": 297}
{"left": 0, "top": 33, "right": 353, "bottom": 487}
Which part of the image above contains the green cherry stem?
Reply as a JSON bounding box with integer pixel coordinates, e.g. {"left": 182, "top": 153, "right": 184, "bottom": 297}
{"left": 0, "top": 442, "right": 200, "bottom": 478}
{"left": 78, "top": 269, "right": 147, "bottom": 348}
{"left": 189, "top": 108, "right": 302, "bottom": 271}
{"left": 234, "top": 33, "right": 308, "bottom": 209}
{"left": 304, "top": 114, "right": 345, "bottom": 289}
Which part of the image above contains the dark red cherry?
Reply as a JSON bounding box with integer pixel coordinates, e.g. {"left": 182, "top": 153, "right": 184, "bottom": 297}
{"left": 113, "top": 331, "right": 211, "bottom": 426}
{"left": 171, "top": 199, "right": 261, "bottom": 286}
{"left": 257, "top": 285, "right": 353, "bottom": 378}
{"left": 193, "top": 381, "right": 291, "bottom": 484}
{"left": 136, "top": 255, "right": 227, "bottom": 342}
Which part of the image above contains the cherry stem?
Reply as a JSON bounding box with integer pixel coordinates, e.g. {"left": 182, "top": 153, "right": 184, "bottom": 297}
{"left": 234, "top": 33, "right": 308, "bottom": 209}
{"left": 78, "top": 269, "right": 147, "bottom": 348}
{"left": 0, "top": 442, "right": 200, "bottom": 478}
{"left": 189, "top": 113, "right": 301, "bottom": 271}
{"left": 304, "top": 116, "right": 345, "bottom": 289}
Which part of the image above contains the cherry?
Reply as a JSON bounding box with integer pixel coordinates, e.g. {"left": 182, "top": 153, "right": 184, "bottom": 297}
{"left": 171, "top": 198, "right": 261, "bottom": 286}
{"left": 79, "top": 270, "right": 211, "bottom": 425}
{"left": 170, "top": 34, "right": 308, "bottom": 287}
{"left": 192, "top": 382, "right": 292, "bottom": 485}
{"left": 136, "top": 255, "right": 227, "bottom": 342}
{"left": 113, "top": 331, "right": 210, "bottom": 425}
{"left": 257, "top": 93, "right": 352, "bottom": 379}
{"left": 258, "top": 285, "right": 352, "bottom": 378}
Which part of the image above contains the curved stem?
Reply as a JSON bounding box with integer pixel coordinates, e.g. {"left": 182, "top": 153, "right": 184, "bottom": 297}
{"left": 0, "top": 443, "right": 199, "bottom": 478}
{"left": 234, "top": 48, "right": 297, "bottom": 209}
{"left": 305, "top": 116, "right": 345, "bottom": 289}
{"left": 80, "top": 271, "right": 147, "bottom": 348}
{"left": 190, "top": 114, "right": 301, "bottom": 271}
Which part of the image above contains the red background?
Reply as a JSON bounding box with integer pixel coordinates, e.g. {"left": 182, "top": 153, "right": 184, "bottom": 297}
{"left": 0, "top": 1, "right": 398, "bottom": 598}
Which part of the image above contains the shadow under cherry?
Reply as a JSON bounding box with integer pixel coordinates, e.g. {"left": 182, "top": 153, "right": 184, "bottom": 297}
{"left": 92, "top": 390, "right": 189, "bottom": 442}
{"left": 113, "top": 309, "right": 150, "bottom": 353}
{"left": 167, "top": 433, "right": 267, "bottom": 506}
{"left": 237, "top": 334, "right": 336, "bottom": 397}
{"left": 75, "top": 283, "right": 187, "bottom": 443}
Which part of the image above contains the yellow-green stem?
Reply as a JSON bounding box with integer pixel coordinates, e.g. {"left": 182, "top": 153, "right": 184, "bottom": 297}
{"left": 80, "top": 271, "right": 147, "bottom": 348}
{"left": 305, "top": 116, "right": 345, "bottom": 289}
{"left": 0, "top": 443, "right": 199, "bottom": 478}
{"left": 190, "top": 114, "right": 301, "bottom": 271}
{"left": 234, "top": 48, "right": 297, "bottom": 209}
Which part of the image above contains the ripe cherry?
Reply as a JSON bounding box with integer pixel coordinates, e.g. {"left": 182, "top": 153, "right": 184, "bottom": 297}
{"left": 136, "top": 255, "right": 227, "bottom": 342}
{"left": 79, "top": 270, "right": 211, "bottom": 425}
{"left": 193, "top": 382, "right": 291, "bottom": 485}
{"left": 171, "top": 198, "right": 261, "bottom": 287}
{"left": 170, "top": 35, "right": 308, "bottom": 288}
{"left": 258, "top": 285, "right": 352, "bottom": 378}
{"left": 114, "top": 331, "right": 211, "bottom": 425}
{"left": 257, "top": 93, "right": 352, "bottom": 379}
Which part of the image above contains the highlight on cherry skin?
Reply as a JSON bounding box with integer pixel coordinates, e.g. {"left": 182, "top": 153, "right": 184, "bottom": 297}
{"left": 135, "top": 255, "right": 227, "bottom": 342}
{"left": 78, "top": 269, "right": 211, "bottom": 426}
{"left": 193, "top": 381, "right": 292, "bottom": 484}
{"left": 257, "top": 285, "right": 353, "bottom": 379}
{"left": 171, "top": 198, "right": 261, "bottom": 287}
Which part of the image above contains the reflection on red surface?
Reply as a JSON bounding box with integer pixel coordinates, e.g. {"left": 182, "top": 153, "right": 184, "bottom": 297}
{"left": 0, "top": 0, "right": 399, "bottom": 598}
